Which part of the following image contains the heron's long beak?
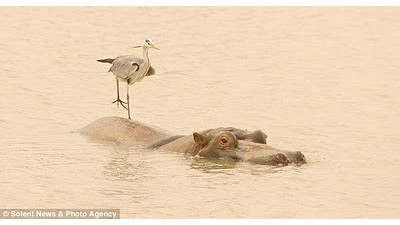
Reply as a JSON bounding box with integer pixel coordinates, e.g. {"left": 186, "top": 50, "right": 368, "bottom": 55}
{"left": 132, "top": 45, "right": 142, "bottom": 48}
{"left": 151, "top": 44, "right": 160, "bottom": 50}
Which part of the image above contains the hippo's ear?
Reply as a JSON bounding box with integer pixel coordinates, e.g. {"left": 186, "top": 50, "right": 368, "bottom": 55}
{"left": 193, "top": 132, "right": 207, "bottom": 147}
{"left": 253, "top": 130, "right": 268, "bottom": 144}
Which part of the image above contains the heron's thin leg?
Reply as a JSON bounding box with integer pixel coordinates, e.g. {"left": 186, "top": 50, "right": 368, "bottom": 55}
{"left": 112, "top": 78, "right": 128, "bottom": 110}
{"left": 127, "top": 84, "right": 131, "bottom": 120}
{"left": 115, "top": 78, "right": 120, "bottom": 108}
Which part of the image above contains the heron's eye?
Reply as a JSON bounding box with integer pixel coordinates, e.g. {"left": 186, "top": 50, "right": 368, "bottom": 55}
{"left": 145, "top": 39, "right": 150, "bottom": 43}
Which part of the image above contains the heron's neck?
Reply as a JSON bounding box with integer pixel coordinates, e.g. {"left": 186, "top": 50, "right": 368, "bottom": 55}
{"left": 142, "top": 47, "right": 150, "bottom": 65}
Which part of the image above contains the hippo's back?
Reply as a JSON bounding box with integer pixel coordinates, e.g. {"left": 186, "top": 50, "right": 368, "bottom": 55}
{"left": 78, "top": 116, "right": 173, "bottom": 147}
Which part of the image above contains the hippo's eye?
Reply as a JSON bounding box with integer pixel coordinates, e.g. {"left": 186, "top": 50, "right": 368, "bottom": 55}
{"left": 220, "top": 137, "right": 228, "bottom": 144}
{"left": 217, "top": 133, "right": 236, "bottom": 150}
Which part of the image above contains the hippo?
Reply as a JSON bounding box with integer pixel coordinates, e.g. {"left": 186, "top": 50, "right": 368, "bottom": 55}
{"left": 78, "top": 116, "right": 306, "bottom": 166}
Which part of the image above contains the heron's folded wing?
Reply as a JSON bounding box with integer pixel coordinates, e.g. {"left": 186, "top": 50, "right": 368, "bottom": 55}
{"left": 110, "top": 56, "right": 142, "bottom": 79}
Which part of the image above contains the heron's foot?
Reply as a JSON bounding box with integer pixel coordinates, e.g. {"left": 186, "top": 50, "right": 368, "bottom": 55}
{"left": 112, "top": 99, "right": 127, "bottom": 104}
{"left": 112, "top": 99, "right": 128, "bottom": 110}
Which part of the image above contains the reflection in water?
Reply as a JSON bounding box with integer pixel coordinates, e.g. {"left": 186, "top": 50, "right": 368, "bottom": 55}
{"left": 187, "top": 155, "right": 292, "bottom": 175}
{"left": 188, "top": 155, "right": 238, "bottom": 173}
{"left": 103, "top": 146, "right": 151, "bottom": 182}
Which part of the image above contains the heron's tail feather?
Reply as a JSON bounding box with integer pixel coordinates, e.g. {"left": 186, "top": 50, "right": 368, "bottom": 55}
{"left": 97, "top": 58, "right": 115, "bottom": 64}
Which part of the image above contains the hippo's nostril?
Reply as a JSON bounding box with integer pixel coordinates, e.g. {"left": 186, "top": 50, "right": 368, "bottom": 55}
{"left": 275, "top": 153, "right": 287, "bottom": 163}
{"left": 273, "top": 153, "right": 288, "bottom": 166}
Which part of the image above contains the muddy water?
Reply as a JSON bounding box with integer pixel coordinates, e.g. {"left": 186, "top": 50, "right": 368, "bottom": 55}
{"left": 0, "top": 7, "right": 399, "bottom": 218}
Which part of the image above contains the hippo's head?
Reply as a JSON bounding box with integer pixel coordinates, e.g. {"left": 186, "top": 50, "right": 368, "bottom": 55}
{"left": 191, "top": 131, "right": 294, "bottom": 166}
{"left": 193, "top": 131, "right": 239, "bottom": 159}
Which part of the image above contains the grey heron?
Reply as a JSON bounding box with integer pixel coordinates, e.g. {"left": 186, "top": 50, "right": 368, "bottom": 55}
{"left": 97, "top": 39, "right": 159, "bottom": 119}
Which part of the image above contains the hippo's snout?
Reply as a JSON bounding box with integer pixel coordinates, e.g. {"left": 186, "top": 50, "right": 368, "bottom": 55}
{"left": 248, "top": 153, "right": 289, "bottom": 166}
